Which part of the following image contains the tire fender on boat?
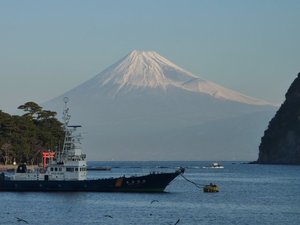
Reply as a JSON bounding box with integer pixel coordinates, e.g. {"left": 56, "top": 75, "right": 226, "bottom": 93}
{"left": 115, "top": 178, "right": 123, "bottom": 188}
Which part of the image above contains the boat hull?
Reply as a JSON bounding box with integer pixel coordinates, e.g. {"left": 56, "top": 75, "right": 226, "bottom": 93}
{"left": 0, "top": 170, "right": 182, "bottom": 192}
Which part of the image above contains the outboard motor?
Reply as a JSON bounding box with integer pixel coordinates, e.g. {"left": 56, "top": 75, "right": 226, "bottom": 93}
{"left": 16, "top": 164, "right": 27, "bottom": 173}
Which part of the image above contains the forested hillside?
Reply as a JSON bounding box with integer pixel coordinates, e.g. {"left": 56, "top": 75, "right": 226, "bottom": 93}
{"left": 0, "top": 102, "right": 64, "bottom": 165}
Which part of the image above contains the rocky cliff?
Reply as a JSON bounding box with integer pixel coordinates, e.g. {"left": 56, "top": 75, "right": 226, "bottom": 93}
{"left": 257, "top": 73, "right": 300, "bottom": 164}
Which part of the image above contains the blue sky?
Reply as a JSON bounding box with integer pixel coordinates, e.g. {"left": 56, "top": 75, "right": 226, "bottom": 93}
{"left": 0, "top": 0, "right": 299, "bottom": 113}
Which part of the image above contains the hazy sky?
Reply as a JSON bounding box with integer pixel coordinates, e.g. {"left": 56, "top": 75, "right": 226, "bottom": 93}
{"left": 0, "top": 0, "right": 299, "bottom": 113}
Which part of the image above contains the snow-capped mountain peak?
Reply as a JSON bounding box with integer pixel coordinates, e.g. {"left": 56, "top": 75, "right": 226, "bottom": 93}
{"left": 72, "top": 50, "right": 273, "bottom": 106}
{"left": 104, "top": 50, "right": 169, "bottom": 89}
{"left": 88, "top": 50, "right": 197, "bottom": 90}
{"left": 43, "top": 50, "right": 277, "bottom": 161}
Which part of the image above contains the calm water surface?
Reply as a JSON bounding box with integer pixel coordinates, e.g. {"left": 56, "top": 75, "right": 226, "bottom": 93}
{"left": 0, "top": 161, "right": 299, "bottom": 225}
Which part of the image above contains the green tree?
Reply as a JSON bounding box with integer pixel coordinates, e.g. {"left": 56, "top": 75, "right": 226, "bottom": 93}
{"left": 18, "top": 101, "right": 43, "bottom": 120}
{"left": 0, "top": 102, "right": 64, "bottom": 165}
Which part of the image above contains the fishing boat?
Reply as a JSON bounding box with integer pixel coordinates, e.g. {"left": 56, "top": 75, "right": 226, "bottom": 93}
{"left": 203, "top": 162, "right": 224, "bottom": 169}
{"left": 0, "top": 98, "right": 184, "bottom": 192}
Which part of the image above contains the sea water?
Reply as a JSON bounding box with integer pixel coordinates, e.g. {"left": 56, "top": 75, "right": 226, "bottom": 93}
{"left": 0, "top": 161, "right": 299, "bottom": 225}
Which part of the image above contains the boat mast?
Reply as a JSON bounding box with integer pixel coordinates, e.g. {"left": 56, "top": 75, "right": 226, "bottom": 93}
{"left": 57, "top": 97, "right": 71, "bottom": 163}
{"left": 58, "top": 97, "right": 85, "bottom": 164}
{"left": 62, "top": 97, "right": 71, "bottom": 135}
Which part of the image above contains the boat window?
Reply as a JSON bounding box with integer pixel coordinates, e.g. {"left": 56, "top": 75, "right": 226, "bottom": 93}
{"left": 50, "top": 168, "right": 53, "bottom": 171}
{"left": 75, "top": 168, "right": 78, "bottom": 171}
{"left": 55, "top": 168, "right": 58, "bottom": 171}
{"left": 66, "top": 167, "right": 74, "bottom": 172}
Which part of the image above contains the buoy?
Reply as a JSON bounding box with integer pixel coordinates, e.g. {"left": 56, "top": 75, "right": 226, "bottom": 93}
{"left": 203, "top": 183, "right": 219, "bottom": 193}
{"left": 180, "top": 174, "right": 220, "bottom": 193}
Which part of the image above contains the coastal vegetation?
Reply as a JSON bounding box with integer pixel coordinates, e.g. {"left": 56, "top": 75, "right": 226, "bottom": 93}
{"left": 0, "top": 102, "right": 64, "bottom": 165}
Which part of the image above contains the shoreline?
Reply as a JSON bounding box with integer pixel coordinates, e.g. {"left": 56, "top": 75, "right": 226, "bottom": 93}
{"left": 0, "top": 164, "right": 38, "bottom": 172}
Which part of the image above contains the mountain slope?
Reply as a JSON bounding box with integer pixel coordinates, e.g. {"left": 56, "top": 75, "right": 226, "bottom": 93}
{"left": 67, "top": 50, "right": 273, "bottom": 105}
{"left": 44, "top": 50, "right": 277, "bottom": 161}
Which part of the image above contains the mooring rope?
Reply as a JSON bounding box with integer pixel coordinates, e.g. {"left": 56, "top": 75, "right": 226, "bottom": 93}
{"left": 180, "top": 174, "right": 207, "bottom": 189}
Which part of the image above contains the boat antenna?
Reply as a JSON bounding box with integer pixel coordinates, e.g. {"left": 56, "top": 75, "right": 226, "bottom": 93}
{"left": 62, "top": 97, "right": 70, "bottom": 128}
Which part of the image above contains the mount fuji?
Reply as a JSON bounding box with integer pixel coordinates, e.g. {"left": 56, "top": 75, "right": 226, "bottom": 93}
{"left": 44, "top": 50, "right": 277, "bottom": 161}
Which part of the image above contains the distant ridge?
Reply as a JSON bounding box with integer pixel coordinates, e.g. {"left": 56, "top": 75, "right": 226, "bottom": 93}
{"left": 44, "top": 50, "right": 277, "bottom": 161}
